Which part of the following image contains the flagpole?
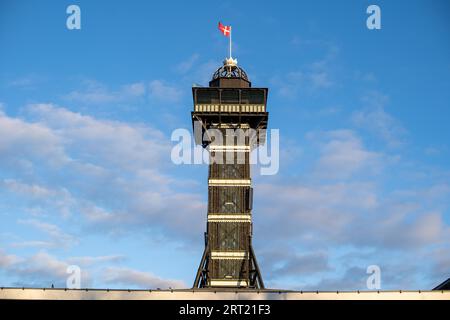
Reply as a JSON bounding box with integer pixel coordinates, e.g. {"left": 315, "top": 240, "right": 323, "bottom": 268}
{"left": 229, "top": 28, "right": 232, "bottom": 58}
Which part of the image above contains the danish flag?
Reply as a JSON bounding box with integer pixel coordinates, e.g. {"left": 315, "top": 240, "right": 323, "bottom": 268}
{"left": 218, "top": 22, "right": 231, "bottom": 37}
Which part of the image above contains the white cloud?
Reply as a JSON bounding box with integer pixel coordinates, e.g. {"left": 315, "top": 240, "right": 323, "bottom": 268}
{"left": 378, "top": 211, "right": 449, "bottom": 248}
{"left": 174, "top": 55, "right": 222, "bottom": 85}
{"left": 17, "top": 218, "right": 79, "bottom": 249}
{"left": 0, "top": 104, "right": 204, "bottom": 243}
{"left": 0, "top": 91, "right": 447, "bottom": 290}
{"left": 310, "top": 130, "right": 383, "bottom": 180}
{"left": 148, "top": 80, "right": 182, "bottom": 102}
{"left": 250, "top": 128, "right": 450, "bottom": 289}
{"left": 302, "top": 266, "right": 368, "bottom": 291}
{"left": 122, "top": 82, "right": 146, "bottom": 97}
{"left": 0, "top": 251, "right": 75, "bottom": 287}
{"left": 15, "top": 251, "right": 69, "bottom": 278}
{"left": 352, "top": 91, "right": 407, "bottom": 147}
{"left": 64, "top": 78, "right": 184, "bottom": 104}
{"left": 68, "top": 255, "right": 125, "bottom": 267}
{"left": 272, "top": 68, "right": 333, "bottom": 98}
{"left": 255, "top": 178, "right": 450, "bottom": 289}
{"left": 265, "top": 251, "right": 331, "bottom": 277}
{"left": 310, "top": 71, "right": 333, "bottom": 89}
{"left": 0, "top": 249, "right": 182, "bottom": 289}
{"left": 256, "top": 179, "right": 449, "bottom": 250}
{"left": 0, "top": 110, "right": 67, "bottom": 165}
{"left": 431, "top": 247, "right": 450, "bottom": 280}
{"left": 65, "top": 79, "right": 147, "bottom": 104}
{"left": 256, "top": 181, "right": 378, "bottom": 243}
{"left": 102, "top": 267, "right": 185, "bottom": 289}
{"left": 3, "top": 179, "right": 54, "bottom": 199}
{"left": 65, "top": 80, "right": 116, "bottom": 104}
{"left": 272, "top": 43, "right": 338, "bottom": 98}
{"left": 175, "top": 53, "right": 200, "bottom": 74}
{"left": 26, "top": 103, "right": 169, "bottom": 171}
{"left": 8, "top": 74, "right": 45, "bottom": 88}
{"left": 0, "top": 250, "right": 22, "bottom": 268}
{"left": 2, "top": 179, "right": 76, "bottom": 217}
{"left": 194, "top": 60, "right": 222, "bottom": 85}
{"left": 9, "top": 240, "right": 55, "bottom": 249}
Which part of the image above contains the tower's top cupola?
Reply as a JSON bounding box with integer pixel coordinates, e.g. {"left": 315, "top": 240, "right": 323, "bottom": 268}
{"left": 212, "top": 58, "right": 248, "bottom": 81}
{"left": 209, "top": 58, "right": 251, "bottom": 88}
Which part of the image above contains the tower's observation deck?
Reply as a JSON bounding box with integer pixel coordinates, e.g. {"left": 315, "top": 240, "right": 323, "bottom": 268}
{"left": 192, "top": 58, "right": 268, "bottom": 289}
{"left": 192, "top": 58, "right": 268, "bottom": 139}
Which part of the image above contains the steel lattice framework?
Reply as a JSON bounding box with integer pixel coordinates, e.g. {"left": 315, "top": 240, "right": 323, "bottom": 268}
{"left": 192, "top": 59, "right": 268, "bottom": 289}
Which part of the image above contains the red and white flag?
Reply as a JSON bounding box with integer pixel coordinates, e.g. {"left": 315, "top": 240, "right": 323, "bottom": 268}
{"left": 218, "top": 22, "right": 231, "bottom": 37}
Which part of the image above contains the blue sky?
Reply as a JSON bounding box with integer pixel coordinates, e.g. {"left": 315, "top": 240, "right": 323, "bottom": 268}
{"left": 0, "top": 0, "right": 449, "bottom": 290}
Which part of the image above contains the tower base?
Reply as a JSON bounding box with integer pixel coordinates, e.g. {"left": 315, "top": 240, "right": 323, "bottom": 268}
{"left": 193, "top": 244, "right": 265, "bottom": 289}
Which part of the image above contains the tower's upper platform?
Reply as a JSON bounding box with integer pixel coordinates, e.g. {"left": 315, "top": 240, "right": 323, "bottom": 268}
{"left": 209, "top": 58, "right": 251, "bottom": 88}
{"left": 191, "top": 57, "right": 269, "bottom": 146}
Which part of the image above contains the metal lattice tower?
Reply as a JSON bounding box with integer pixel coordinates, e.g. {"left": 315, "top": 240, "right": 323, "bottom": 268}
{"left": 192, "top": 58, "right": 268, "bottom": 289}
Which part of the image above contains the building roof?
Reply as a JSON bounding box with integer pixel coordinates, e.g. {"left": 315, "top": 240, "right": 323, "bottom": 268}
{"left": 1, "top": 287, "right": 449, "bottom": 300}
{"left": 433, "top": 278, "right": 450, "bottom": 290}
